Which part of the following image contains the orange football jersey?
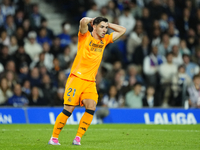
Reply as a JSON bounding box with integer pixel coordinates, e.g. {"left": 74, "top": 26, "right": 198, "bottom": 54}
{"left": 70, "top": 31, "right": 113, "bottom": 81}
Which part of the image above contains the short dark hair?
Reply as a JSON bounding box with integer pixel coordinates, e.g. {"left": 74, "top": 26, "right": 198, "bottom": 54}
{"left": 93, "top": 17, "right": 108, "bottom": 25}
{"left": 166, "top": 52, "right": 173, "bottom": 58}
{"left": 193, "top": 74, "right": 200, "bottom": 81}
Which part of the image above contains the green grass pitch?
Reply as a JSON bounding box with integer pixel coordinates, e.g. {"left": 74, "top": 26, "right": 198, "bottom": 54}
{"left": 0, "top": 124, "right": 199, "bottom": 150}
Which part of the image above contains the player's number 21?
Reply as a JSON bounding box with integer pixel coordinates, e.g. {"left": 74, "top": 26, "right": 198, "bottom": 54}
{"left": 67, "top": 88, "right": 76, "bottom": 97}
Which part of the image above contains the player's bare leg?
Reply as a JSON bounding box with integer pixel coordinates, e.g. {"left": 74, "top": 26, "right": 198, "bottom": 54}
{"left": 72, "top": 99, "right": 96, "bottom": 145}
{"left": 49, "top": 105, "right": 75, "bottom": 145}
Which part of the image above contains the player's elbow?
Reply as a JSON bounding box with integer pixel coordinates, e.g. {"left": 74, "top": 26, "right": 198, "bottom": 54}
{"left": 121, "top": 27, "right": 126, "bottom": 35}
{"left": 80, "top": 18, "right": 87, "bottom": 26}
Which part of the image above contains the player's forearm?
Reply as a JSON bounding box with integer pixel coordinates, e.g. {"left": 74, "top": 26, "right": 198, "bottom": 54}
{"left": 108, "top": 23, "right": 126, "bottom": 34}
{"left": 80, "top": 17, "right": 93, "bottom": 25}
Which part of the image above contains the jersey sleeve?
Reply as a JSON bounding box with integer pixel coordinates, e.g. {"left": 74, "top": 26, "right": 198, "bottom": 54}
{"left": 78, "top": 30, "right": 90, "bottom": 38}
{"left": 105, "top": 32, "right": 114, "bottom": 45}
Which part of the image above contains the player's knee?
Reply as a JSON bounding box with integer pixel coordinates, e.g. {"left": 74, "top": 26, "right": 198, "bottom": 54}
{"left": 86, "top": 109, "right": 95, "bottom": 115}
{"left": 83, "top": 99, "right": 96, "bottom": 110}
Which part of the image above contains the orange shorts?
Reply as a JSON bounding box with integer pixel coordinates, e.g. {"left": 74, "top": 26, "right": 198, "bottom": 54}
{"left": 63, "top": 74, "right": 98, "bottom": 106}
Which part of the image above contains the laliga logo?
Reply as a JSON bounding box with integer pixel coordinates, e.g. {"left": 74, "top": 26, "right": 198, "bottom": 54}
{"left": 0, "top": 113, "right": 12, "bottom": 124}
{"left": 144, "top": 112, "right": 197, "bottom": 124}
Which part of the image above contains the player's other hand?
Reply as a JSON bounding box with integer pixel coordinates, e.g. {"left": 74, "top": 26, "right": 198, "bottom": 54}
{"left": 90, "top": 17, "right": 96, "bottom": 27}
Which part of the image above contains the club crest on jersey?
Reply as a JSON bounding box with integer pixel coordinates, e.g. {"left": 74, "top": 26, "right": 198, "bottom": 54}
{"left": 68, "top": 97, "right": 71, "bottom": 102}
{"left": 100, "top": 40, "right": 104, "bottom": 44}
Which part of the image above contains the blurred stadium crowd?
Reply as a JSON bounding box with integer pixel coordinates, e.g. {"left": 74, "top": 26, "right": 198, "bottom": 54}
{"left": 0, "top": 0, "right": 200, "bottom": 108}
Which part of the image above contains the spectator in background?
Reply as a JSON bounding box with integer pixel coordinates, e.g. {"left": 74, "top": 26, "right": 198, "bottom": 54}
{"left": 7, "top": 83, "right": 29, "bottom": 107}
{"left": 28, "top": 67, "right": 41, "bottom": 87}
{"left": 0, "top": 77, "right": 13, "bottom": 105}
{"left": 57, "top": 21, "right": 71, "bottom": 48}
{"left": 111, "top": 69, "right": 128, "bottom": 95}
{"left": 22, "top": 19, "right": 32, "bottom": 37}
{"left": 170, "top": 65, "right": 191, "bottom": 106}
{"left": 42, "top": 42, "right": 54, "bottom": 71}
{"left": 125, "top": 82, "right": 143, "bottom": 108}
{"left": 122, "top": 64, "right": 144, "bottom": 96}
{"left": 49, "top": 37, "right": 62, "bottom": 57}
{"left": 165, "top": 0, "right": 180, "bottom": 20}
{"left": 50, "top": 37, "right": 62, "bottom": 57}
{"left": 100, "top": 6, "right": 113, "bottom": 23}
{"left": 69, "top": 34, "right": 78, "bottom": 59}
{"left": 151, "top": 25, "right": 161, "bottom": 46}
{"left": 33, "top": 52, "right": 45, "bottom": 69}
{"left": 171, "top": 45, "right": 183, "bottom": 66}
{"left": 126, "top": 64, "right": 144, "bottom": 85}
{"left": 143, "top": 46, "right": 165, "bottom": 87}
{"left": 0, "top": 62, "right": 4, "bottom": 74}
{"left": 1, "top": 0, "right": 15, "bottom": 16}
{"left": 5, "top": 70, "right": 17, "bottom": 89}
{"left": 0, "top": 7, "right": 5, "bottom": 27}
{"left": 96, "top": 71, "right": 109, "bottom": 105}
{"left": 191, "top": 46, "right": 200, "bottom": 66}
{"left": 5, "top": 60, "right": 16, "bottom": 72}
{"left": 132, "top": 35, "right": 150, "bottom": 67}
{"left": 106, "top": 61, "right": 123, "bottom": 81}
{"left": 127, "top": 20, "right": 145, "bottom": 61}
{"left": 21, "top": 79, "right": 31, "bottom": 96}
{"left": 51, "top": 87, "right": 64, "bottom": 106}
{"left": 141, "top": 7, "right": 151, "bottom": 36}
{"left": 58, "top": 46, "right": 72, "bottom": 70}
{"left": 107, "top": 0, "right": 120, "bottom": 18}
{"left": 36, "top": 27, "right": 52, "bottom": 46}
{"left": 51, "top": 58, "right": 61, "bottom": 77}
{"left": 142, "top": 85, "right": 159, "bottom": 107}
{"left": 179, "top": 39, "right": 191, "bottom": 55}
{"left": 4, "top": 15, "right": 16, "bottom": 36}
{"left": 41, "top": 18, "right": 54, "bottom": 39}
{"left": 0, "top": 30, "right": 10, "bottom": 46}
{"left": 86, "top": 2, "right": 100, "bottom": 18}
{"left": 159, "top": 13, "right": 169, "bottom": 32}
{"left": 119, "top": 7, "right": 136, "bottom": 35}
{"left": 24, "top": 31, "right": 42, "bottom": 61}
{"left": 57, "top": 71, "right": 67, "bottom": 87}
{"left": 147, "top": 0, "right": 164, "bottom": 20}
{"left": 101, "top": 85, "right": 124, "bottom": 108}
{"left": 15, "top": 26, "right": 25, "bottom": 44}
{"left": 157, "top": 33, "right": 171, "bottom": 57}
{"left": 14, "top": 9, "right": 25, "bottom": 27}
{"left": 17, "top": 0, "right": 32, "bottom": 15}
{"left": 185, "top": 28, "right": 197, "bottom": 53}
{"left": 159, "top": 52, "right": 178, "bottom": 106}
{"left": 0, "top": 45, "right": 12, "bottom": 67}
{"left": 17, "top": 63, "right": 29, "bottom": 84}
{"left": 176, "top": 8, "right": 192, "bottom": 39}
{"left": 9, "top": 35, "right": 18, "bottom": 54}
{"left": 187, "top": 75, "right": 200, "bottom": 108}
{"left": 182, "top": 54, "right": 200, "bottom": 79}
{"left": 12, "top": 44, "right": 32, "bottom": 72}
{"left": 29, "top": 3, "right": 45, "bottom": 29}
{"left": 40, "top": 74, "right": 56, "bottom": 105}
{"left": 167, "top": 21, "right": 180, "bottom": 47}
{"left": 28, "top": 86, "right": 44, "bottom": 106}
{"left": 130, "top": 0, "right": 142, "bottom": 19}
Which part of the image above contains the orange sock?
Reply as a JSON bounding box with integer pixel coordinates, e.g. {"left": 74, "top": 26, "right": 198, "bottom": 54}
{"left": 52, "top": 111, "right": 70, "bottom": 138}
{"left": 76, "top": 111, "right": 94, "bottom": 138}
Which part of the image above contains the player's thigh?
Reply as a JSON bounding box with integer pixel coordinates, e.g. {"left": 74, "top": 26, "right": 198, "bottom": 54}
{"left": 82, "top": 99, "right": 97, "bottom": 110}
{"left": 63, "top": 75, "right": 84, "bottom": 106}
{"left": 80, "top": 81, "right": 98, "bottom": 108}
